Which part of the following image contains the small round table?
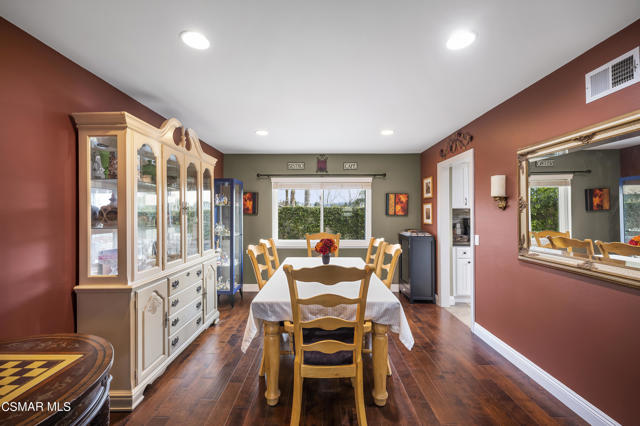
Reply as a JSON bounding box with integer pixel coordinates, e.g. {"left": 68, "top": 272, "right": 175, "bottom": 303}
{"left": 0, "top": 334, "right": 113, "bottom": 425}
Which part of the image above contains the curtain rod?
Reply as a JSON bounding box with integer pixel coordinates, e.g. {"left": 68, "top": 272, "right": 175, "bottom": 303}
{"left": 257, "top": 173, "right": 386, "bottom": 178}
{"left": 530, "top": 170, "right": 591, "bottom": 174}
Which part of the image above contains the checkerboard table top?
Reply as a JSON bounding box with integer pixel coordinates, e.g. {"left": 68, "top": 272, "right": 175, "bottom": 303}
{"left": 0, "top": 354, "right": 83, "bottom": 404}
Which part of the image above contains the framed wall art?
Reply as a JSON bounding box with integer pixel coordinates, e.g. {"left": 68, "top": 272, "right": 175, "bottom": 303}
{"left": 423, "top": 203, "right": 432, "bottom": 224}
{"left": 585, "top": 188, "right": 610, "bottom": 211}
{"left": 386, "top": 193, "right": 408, "bottom": 216}
{"left": 243, "top": 192, "right": 258, "bottom": 215}
{"left": 423, "top": 176, "right": 433, "bottom": 198}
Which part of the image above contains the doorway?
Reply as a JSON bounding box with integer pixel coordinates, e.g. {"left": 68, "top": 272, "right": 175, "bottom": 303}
{"left": 436, "top": 149, "right": 475, "bottom": 328}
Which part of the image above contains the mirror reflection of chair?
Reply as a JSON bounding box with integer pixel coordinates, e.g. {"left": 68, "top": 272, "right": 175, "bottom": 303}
{"left": 365, "top": 237, "right": 385, "bottom": 269}
{"left": 375, "top": 243, "right": 402, "bottom": 288}
{"left": 259, "top": 238, "right": 280, "bottom": 271}
{"left": 247, "top": 243, "right": 274, "bottom": 289}
{"left": 595, "top": 240, "right": 640, "bottom": 259}
{"left": 283, "top": 264, "right": 373, "bottom": 426}
{"left": 531, "top": 230, "right": 570, "bottom": 248}
{"left": 549, "top": 236, "right": 594, "bottom": 259}
{"left": 305, "top": 232, "right": 341, "bottom": 257}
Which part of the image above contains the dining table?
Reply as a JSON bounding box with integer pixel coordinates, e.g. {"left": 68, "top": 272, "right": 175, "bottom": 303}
{"left": 241, "top": 256, "right": 415, "bottom": 407}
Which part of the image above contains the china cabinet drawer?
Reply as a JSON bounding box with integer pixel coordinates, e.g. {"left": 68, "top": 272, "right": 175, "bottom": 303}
{"left": 168, "top": 297, "right": 203, "bottom": 335}
{"left": 168, "top": 266, "right": 203, "bottom": 296}
{"left": 169, "top": 314, "right": 204, "bottom": 356}
{"left": 168, "top": 280, "right": 203, "bottom": 315}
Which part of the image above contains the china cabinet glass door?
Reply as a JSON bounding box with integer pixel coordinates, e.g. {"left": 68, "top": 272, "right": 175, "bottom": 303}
{"left": 136, "top": 144, "right": 159, "bottom": 272}
{"left": 166, "top": 153, "right": 182, "bottom": 265}
{"left": 89, "top": 135, "right": 119, "bottom": 276}
{"left": 215, "top": 178, "right": 243, "bottom": 306}
{"left": 203, "top": 169, "right": 213, "bottom": 252}
{"left": 233, "top": 183, "right": 243, "bottom": 286}
{"left": 186, "top": 162, "right": 200, "bottom": 258}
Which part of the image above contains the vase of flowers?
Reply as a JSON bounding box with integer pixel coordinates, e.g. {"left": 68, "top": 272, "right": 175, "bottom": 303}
{"left": 315, "top": 238, "right": 337, "bottom": 264}
{"left": 629, "top": 235, "right": 640, "bottom": 246}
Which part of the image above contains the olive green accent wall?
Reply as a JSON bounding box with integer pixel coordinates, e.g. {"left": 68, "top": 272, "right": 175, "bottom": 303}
{"left": 223, "top": 154, "right": 421, "bottom": 282}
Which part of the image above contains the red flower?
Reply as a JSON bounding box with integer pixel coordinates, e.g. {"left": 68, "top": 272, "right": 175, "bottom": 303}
{"left": 315, "top": 238, "right": 337, "bottom": 255}
{"left": 629, "top": 235, "right": 640, "bottom": 246}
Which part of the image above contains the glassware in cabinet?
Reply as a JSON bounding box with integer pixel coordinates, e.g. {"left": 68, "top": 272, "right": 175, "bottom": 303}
{"left": 166, "top": 154, "right": 182, "bottom": 264}
{"left": 214, "top": 178, "right": 243, "bottom": 306}
{"left": 186, "top": 163, "right": 199, "bottom": 257}
{"left": 136, "top": 144, "right": 159, "bottom": 272}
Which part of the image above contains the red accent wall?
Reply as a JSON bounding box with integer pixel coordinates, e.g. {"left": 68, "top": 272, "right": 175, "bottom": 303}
{"left": 620, "top": 145, "right": 640, "bottom": 177}
{"left": 0, "top": 18, "right": 223, "bottom": 339}
{"left": 421, "top": 20, "right": 640, "bottom": 424}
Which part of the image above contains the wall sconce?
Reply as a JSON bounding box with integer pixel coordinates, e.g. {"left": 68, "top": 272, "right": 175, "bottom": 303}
{"left": 491, "top": 175, "right": 508, "bottom": 210}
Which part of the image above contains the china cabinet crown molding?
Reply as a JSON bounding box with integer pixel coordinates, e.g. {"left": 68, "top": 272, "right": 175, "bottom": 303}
{"left": 73, "top": 111, "right": 220, "bottom": 411}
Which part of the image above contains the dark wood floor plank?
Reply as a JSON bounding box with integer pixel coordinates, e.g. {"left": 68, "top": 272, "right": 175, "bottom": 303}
{"left": 111, "top": 293, "right": 586, "bottom": 426}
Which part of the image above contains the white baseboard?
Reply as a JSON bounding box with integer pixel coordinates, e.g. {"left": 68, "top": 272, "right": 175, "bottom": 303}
{"left": 472, "top": 323, "right": 619, "bottom": 426}
{"left": 243, "top": 283, "right": 400, "bottom": 293}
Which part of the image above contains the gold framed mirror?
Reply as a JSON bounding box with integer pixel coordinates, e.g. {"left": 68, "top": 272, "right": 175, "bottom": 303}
{"left": 517, "top": 109, "right": 640, "bottom": 289}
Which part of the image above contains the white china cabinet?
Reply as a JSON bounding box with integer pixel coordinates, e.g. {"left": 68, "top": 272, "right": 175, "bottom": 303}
{"left": 73, "top": 112, "right": 219, "bottom": 411}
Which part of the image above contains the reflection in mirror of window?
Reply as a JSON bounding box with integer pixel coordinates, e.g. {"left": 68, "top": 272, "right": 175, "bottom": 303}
{"left": 526, "top": 131, "right": 640, "bottom": 270}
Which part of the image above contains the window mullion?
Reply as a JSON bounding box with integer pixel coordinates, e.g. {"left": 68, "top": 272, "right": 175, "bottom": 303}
{"left": 320, "top": 188, "right": 324, "bottom": 232}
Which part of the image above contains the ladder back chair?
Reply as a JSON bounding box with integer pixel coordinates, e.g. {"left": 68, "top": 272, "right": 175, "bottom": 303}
{"left": 247, "top": 243, "right": 274, "bottom": 290}
{"left": 531, "top": 230, "right": 570, "bottom": 248}
{"left": 259, "top": 238, "right": 280, "bottom": 271}
{"left": 375, "top": 243, "right": 402, "bottom": 288}
{"left": 283, "top": 264, "right": 373, "bottom": 426}
{"left": 305, "top": 232, "right": 341, "bottom": 257}
{"left": 595, "top": 240, "right": 640, "bottom": 259}
{"left": 549, "top": 236, "right": 594, "bottom": 259}
{"left": 365, "top": 237, "right": 385, "bottom": 269}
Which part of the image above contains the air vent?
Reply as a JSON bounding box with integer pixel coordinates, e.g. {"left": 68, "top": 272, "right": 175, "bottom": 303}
{"left": 585, "top": 47, "right": 639, "bottom": 103}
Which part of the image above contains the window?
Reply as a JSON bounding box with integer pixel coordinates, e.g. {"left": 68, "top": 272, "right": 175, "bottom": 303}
{"left": 529, "top": 174, "right": 572, "bottom": 244}
{"left": 620, "top": 176, "right": 640, "bottom": 243}
{"left": 272, "top": 177, "right": 372, "bottom": 247}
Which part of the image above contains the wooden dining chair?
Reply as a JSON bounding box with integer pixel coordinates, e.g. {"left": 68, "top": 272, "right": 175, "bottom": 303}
{"left": 375, "top": 243, "right": 402, "bottom": 288}
{"left": 247, "top": 243, "right": 274, "bottom": 289}
{"left": 305, "top": 232, "right": 341, "bottom": 257}
{"left": 595, "top": 240, "right": 640, "bottom": 259}
{"left": 531, "top": 230, "right": 570, "bottom": 248}
{"left": 365, "top": 237, "right": 385, "bottom": 268}
{"left": 259, "top": 237, "right": 280, "bottom": 271}
{"left": 549, "top": 236, "right": 595, "bottom": 259}
{"left": 283, "top": 264, "right": 372, "bottom": 426}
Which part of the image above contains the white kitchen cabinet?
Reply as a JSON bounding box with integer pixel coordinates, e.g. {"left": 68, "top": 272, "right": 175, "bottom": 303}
{"left": 135, "top": 280, "right": 168, "bottom": 385}
{"left": 451, "top": 163, "right": 470, "bottom": 208}
{"left": 453, "top": 247, "right": 472, "bottom": 298}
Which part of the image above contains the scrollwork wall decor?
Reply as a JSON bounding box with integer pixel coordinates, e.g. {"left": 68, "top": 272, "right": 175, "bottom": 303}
{"left": 439, "top": 131, "right": 473, "bottom": 160}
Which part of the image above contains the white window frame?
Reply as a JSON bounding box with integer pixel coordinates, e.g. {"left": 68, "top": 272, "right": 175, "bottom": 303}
{"left": 271, "top": 177, "right": 372, "bottom": 249}
{"left": 528, "top": 174, "right": 573, "bottom": 238}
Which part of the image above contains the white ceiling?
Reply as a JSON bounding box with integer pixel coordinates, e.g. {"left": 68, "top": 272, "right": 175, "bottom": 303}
{"left": 2, "top": 1, "right": 639, "bottom": 154}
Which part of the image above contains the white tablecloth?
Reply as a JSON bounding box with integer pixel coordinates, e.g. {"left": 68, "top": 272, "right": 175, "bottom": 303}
{"left": 241, "top": 257, "right": 415, "bottom": 352}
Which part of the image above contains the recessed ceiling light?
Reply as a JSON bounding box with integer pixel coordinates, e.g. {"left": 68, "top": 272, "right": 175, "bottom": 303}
{"left": 446, "top": 30, "right": 476, "bottom": 50}
{"left": 255, "top": 130, "right": 269, "bottom": 136}
{"left": 380, "top": 129, "right": 394, "bottom": 136}
{"left": 180, "top": 31, "right": 210, "bottom": 50}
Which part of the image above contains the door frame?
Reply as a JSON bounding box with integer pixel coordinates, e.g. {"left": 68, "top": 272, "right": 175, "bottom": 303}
{"left": 436, "top": 148, "right": 475, "bottom": 326}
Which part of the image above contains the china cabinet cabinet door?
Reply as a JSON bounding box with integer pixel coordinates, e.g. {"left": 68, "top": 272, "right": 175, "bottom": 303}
{"left": 88, "top": 134, "right": 120, "bottom": 278}
{"left": 136, "top": 280, "right": 168, "bottom": 385}
{"left": 164, "top": 148, "right": 184, "bottom": 268}
{"left": 202, "top": 167, "right": 214, "bottom": 253}
{"left": 134, "top": 138, "right": 162, "bottom": 279}
{"left": 185, "top": 160, "right": 201, "bottom": 260}
{"left": 204, "top": 261, "right": 217, "bottom": 318}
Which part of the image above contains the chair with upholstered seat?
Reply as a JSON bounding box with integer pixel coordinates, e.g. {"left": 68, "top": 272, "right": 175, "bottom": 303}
{"left": 549, "top": 236, "right": 594, "bottom": 259}
{"left": 531, "top": 230, "right": 570, "bottom": 248}
{"left": 375, "top": 243, "right": 402, "bottom": 288}
{"left": 305, "top": 232, "right": 341, "bottom": 257}
{"left": 364, "top": 237, "right": 385, "bottom": 269}
{"left": 247, "top": 243, "right": 274, "bottom": 289}
{"left": 284, "top": 264, "right": 372, "bottom": 426}
{"left": 595, "top": 240, "right": 640, "bottom": 259}
{"left": 259, "top": 237, "right": 280, "bottom": 271}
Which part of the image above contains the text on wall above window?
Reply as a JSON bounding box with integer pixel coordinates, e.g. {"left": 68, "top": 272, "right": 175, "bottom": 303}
{"left": 271, "top": 177, "right": 372, "bottom": 248}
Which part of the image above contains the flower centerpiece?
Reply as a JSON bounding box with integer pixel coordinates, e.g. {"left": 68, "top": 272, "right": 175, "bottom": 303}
{"left": 628, "top": 235, "right": 640, "bottom": 246}
{"left": 315, "top": 238, "right": 337, "bottom": 264}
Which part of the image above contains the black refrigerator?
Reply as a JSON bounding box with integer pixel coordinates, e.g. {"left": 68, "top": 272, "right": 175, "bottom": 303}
{"left": 398, "top": 232, "right": 436, "bottom": 303}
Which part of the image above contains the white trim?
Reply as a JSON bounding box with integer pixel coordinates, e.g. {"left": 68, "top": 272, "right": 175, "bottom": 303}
{"left": 472, "top": 323, "right": 620, "bottom": 426}
{"left": 436, "top": 149, "right": 475, "bottom": 328}
{"left": 271, "top": 178, "right": 372, "bottom": 242}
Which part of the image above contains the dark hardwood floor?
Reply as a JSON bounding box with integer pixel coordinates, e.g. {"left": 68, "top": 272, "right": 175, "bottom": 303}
{"left": 111, "top": 293, "right": 586, "bottom": 426}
